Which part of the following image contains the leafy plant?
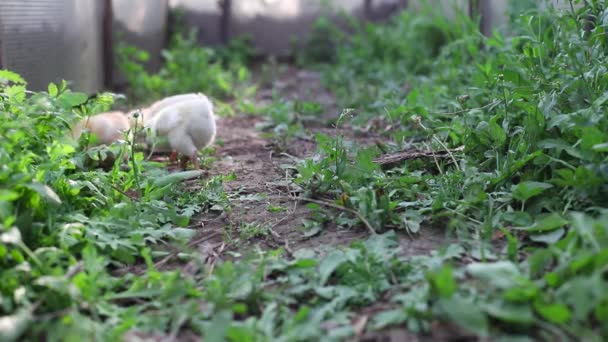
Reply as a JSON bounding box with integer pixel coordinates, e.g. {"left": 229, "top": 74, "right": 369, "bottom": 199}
{"left": 116, "top": 29, "right": 255, "bottom": 108}
{"left": 0, "top": 73, "right": 231, "bottom": 340}
{"left": 289, "top": 0, "right": 608, "bottom": 338}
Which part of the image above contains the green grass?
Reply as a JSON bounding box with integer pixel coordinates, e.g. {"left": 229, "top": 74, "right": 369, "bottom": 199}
{"left": 116, "top": 28, "right": 257, "bottom": 115}
{"left": 0, "top": 71, "right": 232, "bottom": 341}
{"left": 1, "top": 0, "right": 608, "bottom": 340}
{"left": 287, "top": 0, "right": 608, "bottom": 338}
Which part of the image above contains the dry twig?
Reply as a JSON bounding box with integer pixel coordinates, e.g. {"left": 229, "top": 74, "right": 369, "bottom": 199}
{"left": 284, "top": 238, "right": 294, "bottom": 257}
{"left": 373, "top": 146, "right": 465, "bottom": 169}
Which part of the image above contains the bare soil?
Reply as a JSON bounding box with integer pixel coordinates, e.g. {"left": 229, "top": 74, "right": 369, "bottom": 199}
{"left": 184, "top": 66, "right": 450, "bottom": 261}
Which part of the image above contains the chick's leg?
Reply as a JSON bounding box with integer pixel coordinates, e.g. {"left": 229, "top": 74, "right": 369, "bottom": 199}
{"left": 167, "top": 129, "right": 197, "bottom": 170}
{"left": 168, "top": 150, "right": 179, "bottom": 166}
{"left": 190, "top": 152, "right": 200, "bottom": 170}
{"left": 179, "top": 155, "right": 190, "bottom": 170}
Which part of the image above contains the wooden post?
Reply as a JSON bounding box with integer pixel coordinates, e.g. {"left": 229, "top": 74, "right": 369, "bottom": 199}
{"left": 0, "top": 13, "right": 4, "bottom": 69}
{"left": 102, "top": 0, "right": 113, "bottom": 88}
{"left": 219, "top": 0, "right": 232, "bottom": 44}
{"left": 468, "top": 0, "right": 479, "bottom": 17}
{"left": 163, "top": 0, "right": 172, "bottom": 51}
{"left": 479, "top": 0, "right": 491, "bottom": 36}
{"left": 364, "top": 0, "right": 373, "bottom": 21}
{"left": 469, "top": 0, "right": 487, "bottom": 36}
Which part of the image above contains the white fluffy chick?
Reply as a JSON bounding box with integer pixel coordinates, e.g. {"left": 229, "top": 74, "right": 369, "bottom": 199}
{"left": 128, "top": 93, "right": 203, "bottom": 129}
{"left": 145, "top": 94, "right": 216, "bottom": 170}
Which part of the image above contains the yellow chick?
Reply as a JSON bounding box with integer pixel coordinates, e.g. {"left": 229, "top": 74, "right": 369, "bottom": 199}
{"left": 70, "top": 111, "right": 131, "bottom": 145}
{"left": 70, "top": 111, "right": 132, "bottom": 167}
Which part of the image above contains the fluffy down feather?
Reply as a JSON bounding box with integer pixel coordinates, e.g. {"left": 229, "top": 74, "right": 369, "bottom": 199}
{"left": 70, "top": 111, "right": 130, "bottom": 145}
{"left": 128, "top": 93, "right": 203, "bottom": 128}
{"left": 70, "top": 111, "right": 132, "bottom": 168}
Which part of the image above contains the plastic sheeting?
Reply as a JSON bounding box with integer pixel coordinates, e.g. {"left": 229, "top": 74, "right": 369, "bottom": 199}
{"left": 170, "top": 0, "right": 406, "bottom": 56}
{"left": 0, "top": 0, "right": 105, "bottom": 92}
{"left": 111, "top": 0, "right": 169, "bottom": 86}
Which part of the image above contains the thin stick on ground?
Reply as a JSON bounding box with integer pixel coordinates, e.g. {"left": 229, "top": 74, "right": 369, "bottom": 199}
{"left": 429, "top": 100, "right": 500, "bottom": 116}
{"left": 432, "top": 136, "right": 462, "bottom": 172}
{"left": 284, "top": 238, "right": 294, "bottom": 257}
{"left": 372, "top": 146, "right": 464, "bottom": 169}
{"left": 109, "top": 184, "right": 134, "bottom": 201}
{"left": 269, "top": 227, "right": 281, "bottom": 239}
{"left": 275, "top": 195, "right": 377, "bottom": 235}
{"left": 423, "top": 141, "right": 443, "bottom": 175}
{"left": 268, "top": 213, "right": 292, "bottom": 240}
{"left": 153, "top": 231, "right": 223, "bottom": 269}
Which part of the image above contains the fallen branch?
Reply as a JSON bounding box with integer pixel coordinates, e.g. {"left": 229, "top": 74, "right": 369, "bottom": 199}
{"left": 373, "top": 146, "right": 465, "bottom": 169}
{"left": 269, "top": 228, "right": 282, "bottom": 239}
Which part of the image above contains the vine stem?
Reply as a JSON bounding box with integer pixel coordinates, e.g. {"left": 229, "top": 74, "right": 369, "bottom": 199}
{"left": 273, "top": 195, "right": 377, "bottom": 235}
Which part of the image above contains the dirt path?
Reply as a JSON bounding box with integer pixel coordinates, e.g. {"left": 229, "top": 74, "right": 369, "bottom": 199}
{"left": 183, "top": 66, "right": 449, "bottom": 264}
